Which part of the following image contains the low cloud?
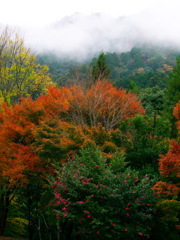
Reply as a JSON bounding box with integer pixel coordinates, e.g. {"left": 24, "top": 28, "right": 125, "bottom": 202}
{"left": 20, "top": 2, "right": 180, "bottom": 60}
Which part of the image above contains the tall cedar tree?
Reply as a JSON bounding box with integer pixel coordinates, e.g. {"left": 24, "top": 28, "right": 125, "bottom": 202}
{"left": 92, "top": 52, "right": 110, "bottom": 83}
{"left": 165, "top": 56, "right": 180, "bottom": 137}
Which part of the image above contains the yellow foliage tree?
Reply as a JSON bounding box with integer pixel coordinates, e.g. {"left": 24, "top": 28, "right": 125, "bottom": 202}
{"left": 0, "top": 26, "right": 53, "bottom": 103}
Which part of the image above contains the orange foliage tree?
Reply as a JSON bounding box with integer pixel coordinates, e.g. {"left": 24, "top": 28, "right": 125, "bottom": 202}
{"left": 33, "top": 81, "right": 145, "bottom": 162}
{"left": 34, "top": 121, "right": 124, "bottom": 163}
{"left": 0, "top": 93, "right": 69, "bottom": 236}
{"left": 152, "top": 101, "right": 180, "bottom": 227}
{"left": 58, "top": 80, "right": 145, "bottom": 131}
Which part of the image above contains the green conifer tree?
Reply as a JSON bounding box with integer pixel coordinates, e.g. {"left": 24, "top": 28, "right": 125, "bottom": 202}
{"left": 165, "top": 56, "right": 180, "bottom": 137}
{"left": 92, "top": 52, "right": 110, "bottom": 83}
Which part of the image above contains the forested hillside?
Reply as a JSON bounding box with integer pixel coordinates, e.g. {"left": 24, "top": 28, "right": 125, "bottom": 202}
{"left": 38, "top": 44, "right": 180, "bottom": 89}
{"left": 0, "top": 27, "right": 180, "bottom": 240}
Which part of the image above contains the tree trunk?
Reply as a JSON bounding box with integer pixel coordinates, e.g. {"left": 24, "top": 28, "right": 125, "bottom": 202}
{"left": 27, "top": 189, "right": 34, "bottom": 240}
{"left": 170, "top": 116, "right": 178, "bottom": 138}
{"left": 152, "top": 111, "right": 157, "bottom": 139}
{"left": 0, "top": 194, "right": 9, "bottom": 236}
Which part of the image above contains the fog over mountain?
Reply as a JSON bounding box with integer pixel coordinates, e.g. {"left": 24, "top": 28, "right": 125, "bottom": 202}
{"left": 21, "top": 3, "right": 180, "bottom": 60}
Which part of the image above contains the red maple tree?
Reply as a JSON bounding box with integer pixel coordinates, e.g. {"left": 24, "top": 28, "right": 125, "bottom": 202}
{"left": 0, "top": 94, "right": 69, "bottom": 235}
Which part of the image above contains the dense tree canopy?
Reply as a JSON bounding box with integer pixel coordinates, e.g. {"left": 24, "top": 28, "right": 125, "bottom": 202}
{"left": 0, "top": 27, "right": 180, "bottom": 239}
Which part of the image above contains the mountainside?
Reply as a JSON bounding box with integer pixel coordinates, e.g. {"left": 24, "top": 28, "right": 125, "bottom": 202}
{"left": 38, "top": 44, "right": 180, "bottom": 89}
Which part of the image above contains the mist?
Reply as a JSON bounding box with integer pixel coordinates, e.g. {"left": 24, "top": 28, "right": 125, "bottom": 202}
{"left": 20, "top": 2, "right": 180, "bottom": 60}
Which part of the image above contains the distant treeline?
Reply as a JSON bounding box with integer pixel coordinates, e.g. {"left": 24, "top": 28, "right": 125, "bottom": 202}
{"left": 38, "top": 44, "right": 180, "bottom": 89}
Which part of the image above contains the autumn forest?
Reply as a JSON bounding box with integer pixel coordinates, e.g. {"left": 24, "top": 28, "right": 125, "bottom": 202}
{"left": 0, "top": 26, "right": 180, "bottom": 240}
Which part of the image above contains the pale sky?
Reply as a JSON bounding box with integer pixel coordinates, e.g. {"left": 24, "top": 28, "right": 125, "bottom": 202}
{"left": 0, "top": 0, "right": 171, "bottom": 26}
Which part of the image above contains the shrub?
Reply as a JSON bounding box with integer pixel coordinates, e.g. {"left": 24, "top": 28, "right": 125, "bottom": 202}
{"left": 50, "top": 146, "right": 158, "bottom": 239}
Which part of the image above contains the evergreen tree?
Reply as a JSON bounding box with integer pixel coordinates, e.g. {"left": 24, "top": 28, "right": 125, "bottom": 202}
{"left": 165, "top": 56, "right": 180, "bottom": 137}
{"left": 166, "top": 56, "right": 180, "bottom": 107}
{"left": 91, "top": 52, "right": 110, "bottom": 83}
